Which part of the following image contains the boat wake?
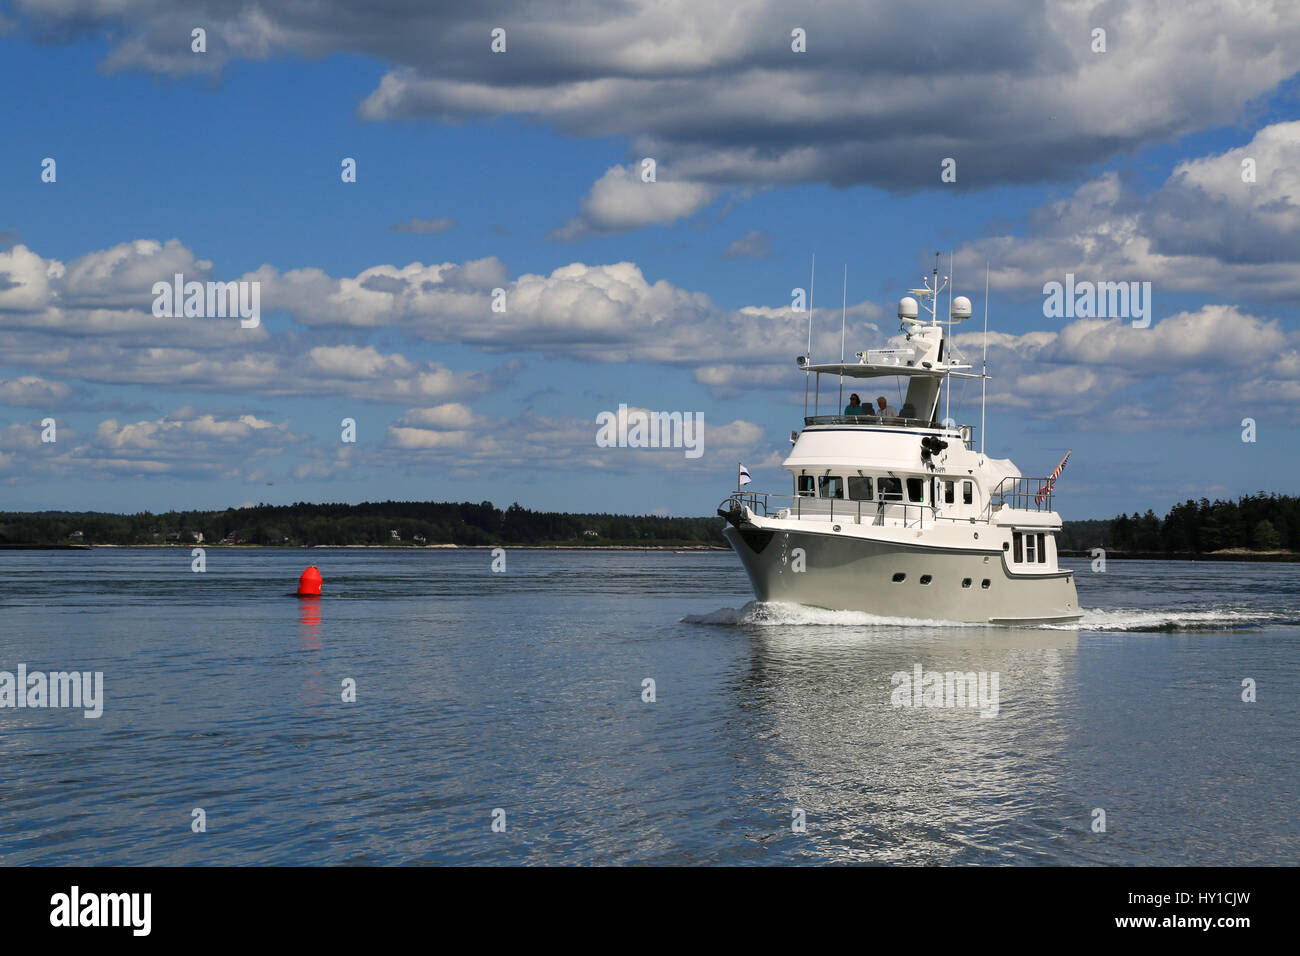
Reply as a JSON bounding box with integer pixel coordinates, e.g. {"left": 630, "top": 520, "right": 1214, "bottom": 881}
{"left": 684, "top": 601, "right": 1293, "bottom": 632}
{"left": 683, "top": 601, "right": 979, "bottom": 628}
{"left": 1049, "top": 607, "right": 1294, "bottom": 632}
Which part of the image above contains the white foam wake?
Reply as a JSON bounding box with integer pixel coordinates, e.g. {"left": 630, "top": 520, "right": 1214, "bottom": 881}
{"left": 1049, "top": 607, "right": 1291, "bottom": 632}
{"left": 683, "top": 601, "right": 978, "bottom": 628}
{"left": 685, "top": 601, "right": 1293, "bottom": 632}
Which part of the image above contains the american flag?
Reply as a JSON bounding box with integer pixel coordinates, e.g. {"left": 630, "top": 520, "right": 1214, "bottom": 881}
{"left": 1035, "top": 450, "right": 1071, "bottom": 505}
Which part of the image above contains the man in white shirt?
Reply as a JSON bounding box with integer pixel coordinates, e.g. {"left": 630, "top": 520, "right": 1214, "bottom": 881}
{"left": 876, "top": 396, "right": 897, "bottom": 418}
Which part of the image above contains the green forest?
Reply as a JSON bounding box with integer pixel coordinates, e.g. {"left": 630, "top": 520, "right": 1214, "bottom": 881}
{"left": 0, "top": 500, "right": 726, "bottom": 548}
{"left": 1057, "top": 493, "right": 1299, "bottom": 553}
{"left": 1, "top": 492, "right": 1295, "bottom": 552}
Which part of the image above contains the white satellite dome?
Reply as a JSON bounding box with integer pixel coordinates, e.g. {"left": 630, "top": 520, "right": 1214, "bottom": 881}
{"left": 897, "top": 296, "right": 919, "bottom": 321}
{"left": 951, "top": 295, "right": 972, "bottom": 320}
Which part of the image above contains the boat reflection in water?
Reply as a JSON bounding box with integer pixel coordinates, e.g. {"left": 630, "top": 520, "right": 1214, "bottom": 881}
{"left": 723, "top": 612, "right": 1082, "bottom": 863}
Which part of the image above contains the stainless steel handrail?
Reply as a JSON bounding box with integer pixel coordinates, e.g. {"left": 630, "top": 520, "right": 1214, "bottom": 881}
{"left": 797, "top": 417, "right": 977, "bottom": 449}
{"left": 719, "top": 491, "right": 929, "bottom": 528}
{"left": 804, "top": 414, "right": 942, "bottom": 428}
{"left": 988, "top": 476, "right": 1056, "bottom": 512}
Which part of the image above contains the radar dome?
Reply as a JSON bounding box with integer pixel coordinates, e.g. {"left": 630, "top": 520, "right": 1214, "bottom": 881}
{"left": 951, "top": 296, "right": 972, "bottom": 320}
{"left": 897, "top": 296, "right": 919, "bottom": 321}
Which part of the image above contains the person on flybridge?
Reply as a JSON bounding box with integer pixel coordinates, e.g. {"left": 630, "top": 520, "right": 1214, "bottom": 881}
{"left": 876, "top": 396, "right": 896, "bottom": 418}
{"left": 844, "top": 394, "right": 866, "bottom": 416}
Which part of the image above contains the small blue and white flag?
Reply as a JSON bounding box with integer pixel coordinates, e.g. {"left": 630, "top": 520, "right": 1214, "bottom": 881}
{"left": 738, "top": 462, "right": 751, "bottom": 487}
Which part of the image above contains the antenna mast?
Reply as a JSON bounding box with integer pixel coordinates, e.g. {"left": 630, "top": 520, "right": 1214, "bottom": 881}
{"left": 945, "top": 250, "right": 952, "bottom": 425}
{"left": 803, "top": 254, "right": 815, "bottom": 418}
{"left": 838, "top": 264, "right": 847, "bottom": 410}
{"left": 981, "top": 260, "right": 989, "bottom": 455}
{"left": 931, "top": 252, "right": 939, "bottom": 323}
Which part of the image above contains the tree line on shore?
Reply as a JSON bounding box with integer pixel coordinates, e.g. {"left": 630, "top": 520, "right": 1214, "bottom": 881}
{"left": 1, "top": 493, "right": 1294, "bottom": 552}
{"left": 1055, "top": 493, "right": 1297, "bottom": 553}
{"left": 0, "top": 500, "right": 725, "bottom": 547}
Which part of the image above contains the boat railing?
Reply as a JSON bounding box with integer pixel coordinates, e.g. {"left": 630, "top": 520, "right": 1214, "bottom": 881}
{"left": 804, "top": 414, "right": 937, "bottom": 428}
{"left": 718, "top": 491, "right": 929, "bottom": 529}
{"left": 802, "top": 416, "right": 977, "bottom": 444}
{"left": 988, "top": 476, "right": 1057, "bottom": 513}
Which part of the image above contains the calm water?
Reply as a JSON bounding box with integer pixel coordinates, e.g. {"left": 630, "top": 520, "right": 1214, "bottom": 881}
{"left": 0, "top": 548, "right": 1296, "bottom": 865}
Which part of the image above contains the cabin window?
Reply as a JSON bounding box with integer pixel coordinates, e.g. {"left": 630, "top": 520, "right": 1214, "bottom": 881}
{"left": 962, "top": 480, "right": 973, "bottom": 505}
{"left": 877, "top": 477, "right": 903, "bottom": 501}
{"left": 919, "top": 574, "right": 932, "bottom": 585}
{"left": 906, "top": 477, "right": 925, "bottom": 503}
{"left": 961, "top": 578, "right": 972, "bottom": 588}
{"left": 981, "top": 579, "right": 991, "bottom": 589}
{"left": 891, "top": 572, "right": 906, "bottom": 583}
{"left": 1011, "top": 531, "right": 1047, "bottom": 565}
{"left": 796, "top": 475, "right": 814, "bottom": 497}
{"left": 940, "top": 479, "right": 955, "bottom": 504}
{"left": 818, "top": 475, "right": 843, "bottom": 499}
{"left": 847, "top": 476, "right": 873, "bottom": 501}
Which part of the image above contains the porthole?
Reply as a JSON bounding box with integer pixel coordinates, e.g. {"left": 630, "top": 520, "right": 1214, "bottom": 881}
{"left": 961, "top": 578, "right": 972, "bottom": 588}
{"left": 891, "top": 572, "right": 906, "bottom": 583}
{"left": 1002, "top": 541, "right": 1010, "bottom": 551}
{"left": 981, "top": 579, "right": 991, "bottom": 589}
{"left": 919, "top": 574, "right": 932, "bottom": 585}
{"left": 833, "top": 524, "right": 841, "bottom": 532}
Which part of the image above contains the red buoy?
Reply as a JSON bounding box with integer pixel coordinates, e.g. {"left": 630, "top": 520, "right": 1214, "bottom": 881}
{"left": 297, "top": 565, "right": 322, "bottom": 596}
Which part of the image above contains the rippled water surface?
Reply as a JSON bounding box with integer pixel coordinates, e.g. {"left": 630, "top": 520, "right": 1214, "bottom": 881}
{"left": 0, "top": 548, "right": 1296, "bottom": 865}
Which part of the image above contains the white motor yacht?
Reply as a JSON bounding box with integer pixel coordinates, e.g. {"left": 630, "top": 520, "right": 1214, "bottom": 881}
{"left": 719, "top": 259, "right": 1082, "bottom": 625}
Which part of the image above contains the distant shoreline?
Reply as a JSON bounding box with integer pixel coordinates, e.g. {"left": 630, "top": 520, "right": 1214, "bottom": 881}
{"left": 0, "top": 543, "right": 93, "bottom": 550}
{"left": 5, "top": 494, "right": 1295, "bottom": 556}
{"left": 3, "top": 543, "right": 1296, "bottom": 560}
{"left": 1058, "top": 549, "right": 1300, "bottom": 562}
{"left": 2, "top": 543, "right": 729, "bottom": 552}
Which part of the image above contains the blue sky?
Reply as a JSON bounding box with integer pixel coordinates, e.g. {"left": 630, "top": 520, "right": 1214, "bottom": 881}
{"left": 1, "top": 1, "right": 1298, "bottom": 520}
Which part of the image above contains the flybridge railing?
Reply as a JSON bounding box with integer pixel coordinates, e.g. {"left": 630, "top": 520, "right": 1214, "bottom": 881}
{"left": 800, "top": 416, "right": 977, "bottom": 446}
{"left": 718, "top": 491, "right": 930, "bottom": 529}
{"left": 804, "top": 414, "right": 935, "bottom": 428}
{"left": 988, "top": 476, "right": 1057, "bottom": 513}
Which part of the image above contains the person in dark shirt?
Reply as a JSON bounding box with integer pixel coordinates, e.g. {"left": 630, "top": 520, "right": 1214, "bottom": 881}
{"left": 844, "top": 393, "right": 866, "bottom": 416}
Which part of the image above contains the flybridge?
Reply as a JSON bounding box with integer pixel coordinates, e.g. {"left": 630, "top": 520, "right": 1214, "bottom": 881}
{"left": 796, "top": 252, "right": 989, "bottom": 449}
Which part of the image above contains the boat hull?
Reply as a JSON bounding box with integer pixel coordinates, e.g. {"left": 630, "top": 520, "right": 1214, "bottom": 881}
{"left": 722, "top": 523, "right": 1082, "bottom": 625}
